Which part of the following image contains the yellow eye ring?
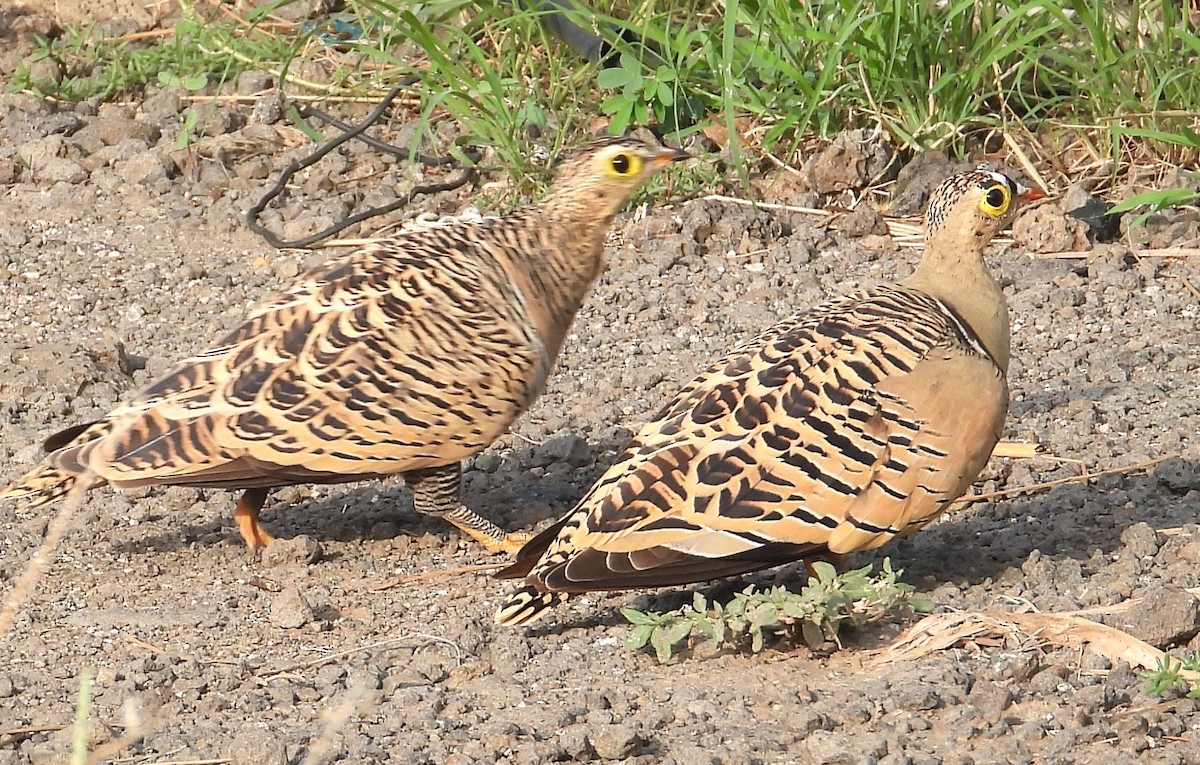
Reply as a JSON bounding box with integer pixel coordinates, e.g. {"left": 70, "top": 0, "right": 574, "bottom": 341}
{"left": 606, "top": 152, "right": 643, "bottom": 178}
{"left": 980, "top": 185, "right": 1011, "bottom": 216}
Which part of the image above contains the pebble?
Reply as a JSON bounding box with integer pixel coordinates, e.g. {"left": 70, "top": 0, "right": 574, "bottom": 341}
{"left": 1011, "top": 203, "right": 1090, "bottom": 253}
{"left": 238, "top": 70, "right": 275, "bottom": 95}
{"left": 228, "top": 725, "right": 288, "bottom": 765}
{"left": 16, "top": 134, "right": 64, "bottom": 168}
{"left": 269, "top": 586, "right": 314, "bottom": 628}
{"left": 589, "top": 723, "right": 639, "bottom": 760}
{"left": 38, "top": 156, "right": 88, "bottom": 184}
{"left": 1112, "top": 585, "right": 1200, "bottom": 647}
{"left": 117, "top": 150, "right": 174, "bottom": 184}
{"left": 260, "top": 535, "right": 323, "bottom": 567}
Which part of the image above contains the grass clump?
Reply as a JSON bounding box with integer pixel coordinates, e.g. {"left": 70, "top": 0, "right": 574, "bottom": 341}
{"left": 9, "top": 0, "right": 1200, "bottom": 210}
{"left": 10, "top": 13, "right": 298, "bottom": 102}
{"left": 621, "top": 559, "right": 932, "bottom": 663}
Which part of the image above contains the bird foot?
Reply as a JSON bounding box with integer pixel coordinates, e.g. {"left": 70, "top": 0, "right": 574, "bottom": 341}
{"left": 469, "top": 529, "right": 534, "bottom": 556}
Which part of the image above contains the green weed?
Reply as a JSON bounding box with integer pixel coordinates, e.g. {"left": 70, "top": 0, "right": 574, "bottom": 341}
{"left": 622, "top": 559, "right": 933, "bottom": 663}
{"left": 9, "top": 0, "right": 1200, "bottom": 214}
{"left": 10, "top": 13, "right": 297, "bottom": 101}
{"left": 1142, "top": 653, "right": 1200, "bottom": 699}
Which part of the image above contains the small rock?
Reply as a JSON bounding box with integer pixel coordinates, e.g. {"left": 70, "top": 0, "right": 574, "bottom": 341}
{"left": 270, "top": 586, "right": 314, "bottom": 629}
{"left": 228, "top": 725, "right": 288, "bottom": 765}
{"left": 16, "top": 134, "right": 64, "bottom": 169}
{"left": 556, "top": 724, "right": 590, "bottom": 762}
{"left": 895, "top": 683, "right": 941, "bottom": 711}
{"left": 833, "top": 205, "right": 888, "bottom": 237}
{"left": 28, "top": 719, "right": 116, "bottom": 764}
{"left": 1011, "top": 203, "right": 1090, "bottom": 253}
{"left": 261, "top": 535, "right": 322, "bottom": 567}
{"left": 238, "top": 70, "right": 275, "bottom": 95}
{"left": 250, "top": 94, "right": 284, "bottom": 125}
{"left": 37, "top": 157, "right": 88, "bottom": 184}
{"left": 73, "top": 117, "right": 160, "bottom": 150}
{"left": 192, "top": 105, "right": 240, "bottom": 137}
{"left": 805, "top": 730, "right": 887, "bottom": 764}
{"left": 1154, "top": 457, "right": 1200, "bottom": 493}
{"left": 590, "top": 723, "right": 639, "bottom": 760}
{"left": 1063, "top": 183, "right": 1120, "bottom": 241}
{"left": 139, "top": 90, "right": 183, "bottom": 129}
{"left": 1119, "top": 521, "right": 1160, "bottom": 557}
{"left": 802, "top": 129, "right": 893, "bottom": 194}
{"left": 0, "top": 157, "right": 22, "bottom": 184}
{"left": 117, "top": 150, "right": 175, "bottom": 184}
{"left": 967, "top": 681, "right": 1013, "bottom": 720}
{"left": 25, "top": 57, "right": 62, "bottom": 89}
{"left": 265, "top": 0, "right": 325, "bottom": 23}
{"left": 1112, "top": 585, "right": 1200, "bottom": 648}
{"left": 541, "top": 431, "right": 592, "bottom": 467}
{"left": 887, "top": 150, "right": 960, "bottom": 215}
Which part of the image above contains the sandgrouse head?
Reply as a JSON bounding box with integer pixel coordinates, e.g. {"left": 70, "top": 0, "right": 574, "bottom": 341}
{"left": 546, "top": 136, "right": 690, "bottom": 220}
{"left": 925, "top": 169, "right": 1046, "bottom": 242}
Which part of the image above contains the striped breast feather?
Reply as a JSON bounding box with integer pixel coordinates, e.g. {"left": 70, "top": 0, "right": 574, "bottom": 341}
{"left": 512, "top": 286, "right": 1002, "bottom": 584}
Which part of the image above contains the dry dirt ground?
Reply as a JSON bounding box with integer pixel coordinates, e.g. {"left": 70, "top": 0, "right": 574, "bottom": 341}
{"left": 3, "top": 6, "right": 1200, "bottom": 765}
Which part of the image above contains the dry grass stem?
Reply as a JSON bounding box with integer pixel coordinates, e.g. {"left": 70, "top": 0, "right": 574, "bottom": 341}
{"left": 371, "top": 562, "right": 500, "bottom": 591}
{"left": 991, "top": 441, "right": 1044, "bottom": 459}
{"left": 1030, "top": 247, "right": 1200, "bottom": 260}
{"left": 260, "top": 632, "right": 464, "bottom": 679}
{"left": 1181, "top": 275, "right": 1200, "bottom": 302}
{"left": 0, "top": 480, "right": 89, "bottom": 640}
{"left": 956, "top": 453, "right": 1177, "bottom": 507}
{"left": 874, "top": 610, "right": 1200, "bottom": 685}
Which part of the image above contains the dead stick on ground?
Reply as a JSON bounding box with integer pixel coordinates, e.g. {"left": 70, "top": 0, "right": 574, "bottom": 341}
{"left": 0, "top": 480, "right": 88, "bottom": 640}
{"left": 1181, "top": 275, "right": 1200, "bottom": 302}
{"left": 0, "top": 724, "right": 66, "bottom": 737}
{"left": 1002, "top": 132, "right": 1050, "bottom": 194}
{"left": 955, "top": 453, "right": 1176, "bottom": 507}
{"left": 874, "top": 610, "right": 1200, "bottom": 684}
{"left": 371, "top": 562, "right": 500, "bottom": 591}
{"left": 1030, "top": 247, "right": 1200, "bottom": 260}
{"left": 259, "top": 632, "right": 463, "bottom": 679}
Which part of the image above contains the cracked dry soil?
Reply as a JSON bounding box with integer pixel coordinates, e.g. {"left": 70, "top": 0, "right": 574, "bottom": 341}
{"left": 3, "top": 10, "right": 1200, "bottom": 765}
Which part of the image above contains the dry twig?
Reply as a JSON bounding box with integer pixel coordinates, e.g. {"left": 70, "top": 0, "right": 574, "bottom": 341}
{"left": 874, "top": 610, "right": 1200, "bottom": 684}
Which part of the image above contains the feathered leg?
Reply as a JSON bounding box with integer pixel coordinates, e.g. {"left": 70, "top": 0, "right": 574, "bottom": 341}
{"left": 405, "top": 463, "right": 532, "bottom": 555}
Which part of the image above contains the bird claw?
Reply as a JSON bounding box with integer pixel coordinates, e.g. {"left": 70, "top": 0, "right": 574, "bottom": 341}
{"left": 477, "top": 530, "right": 534, "bottom": 556}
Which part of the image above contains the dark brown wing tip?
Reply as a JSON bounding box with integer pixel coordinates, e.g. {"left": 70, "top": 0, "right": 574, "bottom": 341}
{"left": 494, "top": 587, "right": 566, "bottom": 626}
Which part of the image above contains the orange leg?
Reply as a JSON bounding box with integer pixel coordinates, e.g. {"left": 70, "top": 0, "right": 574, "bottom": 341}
{"left": 233, "top": 488, "right": 274, "bottom": 551}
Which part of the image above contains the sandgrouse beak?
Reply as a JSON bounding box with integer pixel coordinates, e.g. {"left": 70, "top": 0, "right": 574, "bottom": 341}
{"left": 1016, "top": 183, "right": 1047, "bottom": 203}
{"left": 651, "top": 146, "right": 692, "bottom": 167}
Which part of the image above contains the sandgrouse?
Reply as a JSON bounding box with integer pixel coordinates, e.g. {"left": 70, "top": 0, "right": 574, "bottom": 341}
{"left": 0, "top": 136, "right": 689, "bottom": 555}
{"left": 496, "top": 168, "right": 1044, "bottom": 625}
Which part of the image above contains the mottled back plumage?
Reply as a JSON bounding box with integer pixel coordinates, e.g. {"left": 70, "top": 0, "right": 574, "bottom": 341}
{"left": 496, "top": 169, "right": 1044, "bottom": 625}
{"left": 2, "top": 136, "right": 688, "bottom": 553}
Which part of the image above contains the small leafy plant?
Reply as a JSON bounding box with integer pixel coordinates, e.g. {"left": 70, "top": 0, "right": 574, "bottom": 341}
{"left": 1142, "top": 652, "right": 1200, "bottom": 699}
{"left": 622, "top": 559, "right": 932, "bottom": 662}
{"left": 597, "top": 53, "right": 678, "bottom": 136}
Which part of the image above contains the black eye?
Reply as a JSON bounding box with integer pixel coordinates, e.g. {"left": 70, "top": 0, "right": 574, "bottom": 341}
{"left": 611, "top": 154, "right": 631, "bottom": 174}
{"left": 985, "top": 187, "right": 1007, "bottom": 209}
